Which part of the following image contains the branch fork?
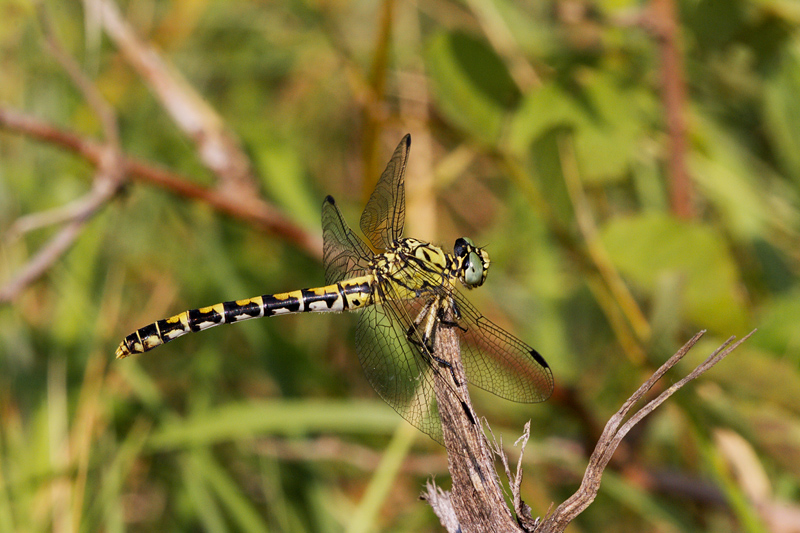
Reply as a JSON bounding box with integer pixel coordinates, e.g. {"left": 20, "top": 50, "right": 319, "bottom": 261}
{"left": 424, "top": 329, "right": 755, "bottom": 532}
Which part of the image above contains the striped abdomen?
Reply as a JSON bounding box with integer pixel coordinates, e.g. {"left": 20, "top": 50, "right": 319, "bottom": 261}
{"left": 115, "top": 276, "right": 374, "bottom": 358}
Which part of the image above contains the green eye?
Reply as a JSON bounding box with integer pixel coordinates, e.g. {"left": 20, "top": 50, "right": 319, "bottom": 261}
{"left": 464, "top": 251, "right": 484, "bottom": 286}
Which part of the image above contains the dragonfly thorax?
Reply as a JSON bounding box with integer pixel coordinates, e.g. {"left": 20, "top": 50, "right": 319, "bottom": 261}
{"left": 372, "top": 237, "right": 490, "bottom": 294}
{"left": 380, "top": 238, "right": 450, "bottom": 275}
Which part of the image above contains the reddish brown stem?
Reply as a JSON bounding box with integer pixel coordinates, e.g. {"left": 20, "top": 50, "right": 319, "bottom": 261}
{"left": 0, "top": 107, "right": 322, "bottom": 260}
{"left": 651, "top": 0, "right": 692, "bottom": 219}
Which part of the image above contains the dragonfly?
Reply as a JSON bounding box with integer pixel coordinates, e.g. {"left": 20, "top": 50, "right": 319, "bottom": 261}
{"left": 116, "top": 134, "right": 554, "bottom": 443}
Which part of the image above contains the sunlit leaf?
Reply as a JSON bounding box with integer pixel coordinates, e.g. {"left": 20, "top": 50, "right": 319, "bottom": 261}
{"left": 764, "top": 43, "right": 800, "bottom": 186}
{"left": 753, "top": 287, "right": 800, "bottom": 362}
{"left": 426, "top": 30, "right": 520, "bottom": 143}
{"left": 600, "top": 213, "right": 748, "bottom": 333}
{"left": 148, "top": 400, "right": 400, "bottom": 450}
{"left": 254, "top": 141, "right": 318, "bottom": 228}
{"left": 508, "top": 70, "right": 652, "bottom": 183}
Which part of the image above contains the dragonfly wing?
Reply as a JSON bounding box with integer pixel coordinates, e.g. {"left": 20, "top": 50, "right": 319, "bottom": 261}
{"left": 359, "top": 135, "right": 410, "bottom": 251}
{"left": 355, "top": 293, "right": 443, "bottom": 444}
{"left": 451, "top": 290, "right": 554, "bottom": 403}
{"left": 322, "top": 196, "right": 373, "bottom": 285}
{"left": 395, "top": 259, "right": 554, "bottom": 403}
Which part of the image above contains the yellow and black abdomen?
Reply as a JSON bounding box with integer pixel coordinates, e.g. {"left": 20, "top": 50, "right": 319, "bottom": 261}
{"left": 115, "top": 275, "right": 374, "bottom": 358}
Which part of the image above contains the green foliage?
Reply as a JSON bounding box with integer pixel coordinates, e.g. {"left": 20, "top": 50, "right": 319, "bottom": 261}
{"left": 601, "top": 212, "right": 748, "bottom": 333}
{"left": 509, "top": 71, "right": 653, "bottom": 183}
{"left": 2, "top": 0, "right": 800, "bottom": 531}
{"left": 427, "top": 30, "right": 521, "bottom": 143}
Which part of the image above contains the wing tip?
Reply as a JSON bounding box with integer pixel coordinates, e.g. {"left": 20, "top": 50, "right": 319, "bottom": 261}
{"left": 530, "top": 347, "right": 556, "bottom": 401}
{"left": 529, "top": 347, "right": 549, "bottom": 369}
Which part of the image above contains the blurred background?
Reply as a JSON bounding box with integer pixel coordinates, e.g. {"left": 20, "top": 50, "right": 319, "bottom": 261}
{"left": 2, "top": 0, "right": 800, "bottom": 531}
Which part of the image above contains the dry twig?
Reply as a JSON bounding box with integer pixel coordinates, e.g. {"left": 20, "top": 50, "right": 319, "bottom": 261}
{"left": 0, "top": 6, "right": 126, "bottom": 303}
{"left": 98, "top": 0, "right": 258, "bottom": 199}
{"left": 423, "top": 329, "right": 755, "bottom": 532}
{"left": 0, "top": 107, "right": 321, "bottom": 260}
{"left": 421, "top": 306, "right": 519, "bottom": 531}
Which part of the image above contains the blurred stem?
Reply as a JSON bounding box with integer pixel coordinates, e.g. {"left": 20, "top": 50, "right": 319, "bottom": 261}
{"left": 697, "top": 430, "right": 768, "bottom": 533}
{"left": 583, "top": 277, "right": 647, "bottom": 366}
{"left": 558, "top": 135, "right": 651, "bottom": 361}
{"left": 346, "top": 421, "right": 418, "bottom": 533}
{"left": 192, "top": 448, "right": 270, "bottom": 533}
{"left": 48, "top": 357, "right": 71, "bottom": 533}
{"left": 0, "top": 456, "right": 12, "bottom": 532}
{"left": 181, "top": 451, "right": 227, "bottom": 532}
{"left": 464, "top": 0, "right": 540, "bottom": 91}
{"left": 362, "top": 0, "right": 396, "bottom": 206}
{"left": 650, "top": 0, "right": 693, "bottom": 219}
{"left": 497, "top": 146, "right": 648, "bottom": 365}
{"left": 0, "top": 108, "right": 322, "bottom": 260}
{"left": 99, "top": 0, "right": 258, "bottom": 196}
{"left": 69, "top": 352, "right": 109, "bottom": 532}
{"left": 100, "top": 418, "right": 152, "bottom": 529}
{"left": 397, "top": 1, "right": 436, "bottom": 239}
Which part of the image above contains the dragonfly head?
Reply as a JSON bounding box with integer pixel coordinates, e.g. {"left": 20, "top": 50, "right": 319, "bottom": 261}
{"left": 454, "top": 237, "right": 490, "bottom": 288}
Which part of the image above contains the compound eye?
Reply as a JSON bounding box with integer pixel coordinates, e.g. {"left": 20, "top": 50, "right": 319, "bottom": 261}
{"left": 454, "top": 237, "right": 474, "bottom": 258}
{"left": 463, "top": 251, "right": 484, "bottom": 286}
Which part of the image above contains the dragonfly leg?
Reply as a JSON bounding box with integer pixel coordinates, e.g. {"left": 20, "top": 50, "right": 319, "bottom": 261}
{"left": 437, "top": 314, "right": 466, "bottom": 332}
{"left": 429, "top": 351, "right": 461, "bottom": 388}
{"left": 438, "top": 297, "right": 467, "bottom": 332}
{"left": 406, "top": 320, "right": 462, "bottom": 387}
{"left": 405, "top": 295, "right": 468, "bottom": 387}
{"left": 406, "top": 300, "right": 436, "bottom": 352}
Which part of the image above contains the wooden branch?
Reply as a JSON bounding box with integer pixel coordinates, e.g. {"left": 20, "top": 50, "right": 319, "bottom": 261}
{"left": 37, "top": 3, "right": 120, "bottom": 148}
{"left": 422, "top": 307, "right": 521, "bottom": 532}
{"left": 422, "top": 328, "right": 755, "bottom": 532}
{"left": 649, "top": 0, "right": 692, "bottom": 219}
{"left": 0, "top": 170, "right": 120, "bottom": 303}
{"left": 1, "top": 0, "right": 328, "bottom": 304}
{"left": 611, "top": 1, "right": 692, "bottom": 218}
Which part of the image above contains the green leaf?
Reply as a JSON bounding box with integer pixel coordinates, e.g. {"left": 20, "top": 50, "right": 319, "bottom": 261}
{"left": 147, "top": 400, "right": 401, "bottom": 450}
{"left": 764, "top": 43, "right": 800, "bottom": 187}
{"left": 600, "top": 212, "right": 748, "bottom": 333}
{"left": 426, "top": 31, "right": 521, "bottom": 143}
{"left": 689, "top": 0, "right": 745, "bottom": 50}
{"left": 688, "top": 130, "right": 771, "bottom": 241}
{"left": 255, "top": 141, "right": 319, "bottom": 228}
{"left": 753, "top": 286, "right": 800, "bottom": 362}
{"left": 509, "top": 71, "right": 651, "bottom": 183}
{"left": 192, "top": 448, "right": 270, "bottom": 533}
{"left": 181, "top": 452, "right": 228, "bottom": 533}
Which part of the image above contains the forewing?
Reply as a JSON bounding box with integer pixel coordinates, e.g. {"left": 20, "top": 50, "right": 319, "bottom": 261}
{"left": 322, "top": 196, "right": 373, "bottom": 285}
{"left": 452, "top": 291, "right": 554, "bottom": 403}
{"left": 359, "top": 135, "right": 410, "bottom": 251}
